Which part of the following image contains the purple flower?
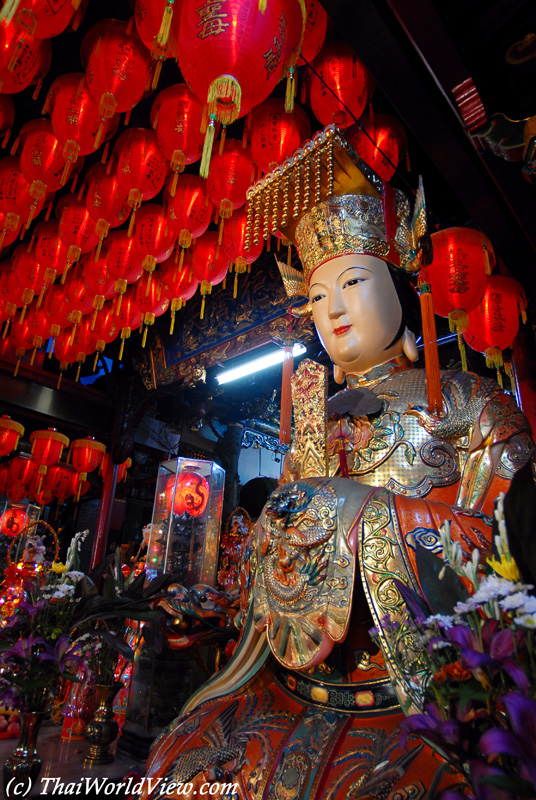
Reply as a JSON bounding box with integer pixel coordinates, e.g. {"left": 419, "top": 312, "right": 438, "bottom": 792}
{"left": 400, "top": 702, "right": 465, "bottom": 757}
{"left": 480, "top": 693, "right": 536, "bottom": 788}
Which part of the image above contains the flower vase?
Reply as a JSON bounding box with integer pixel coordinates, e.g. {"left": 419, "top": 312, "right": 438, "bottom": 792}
{"left": 83, "top": 683, "right": 123, "bottom": 765}
{"left": 3, "top": 711, "right": 46, "bottom": 799}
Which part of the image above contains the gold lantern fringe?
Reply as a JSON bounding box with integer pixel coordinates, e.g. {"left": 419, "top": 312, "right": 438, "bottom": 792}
{"left": 448, "top": 308, "right": 468, "bottom": 334}
{"left": 207, "top": 75, "right": 242, "bottom": 126}
{"left": 485, "top": 347, "right": 503, "bottom": 369}
{"left": 258, "top": 0, "right": 267, "bottom": 11}
{"left": 285, "top": 67, "right": 296, "bottom": 113}
{"left": 156, "top": 0, "right": 174, "bottom": 47}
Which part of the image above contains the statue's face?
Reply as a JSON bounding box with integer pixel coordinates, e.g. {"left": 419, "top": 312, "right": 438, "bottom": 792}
{"left": 308, "top": 254, "right": 404, "bottom": 376}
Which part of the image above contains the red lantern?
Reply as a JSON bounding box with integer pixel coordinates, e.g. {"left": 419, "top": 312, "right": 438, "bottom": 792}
{"left": 207, "top": 139, "right": 254, "bottom": 221}
{"left": 428, "top": 228, "right": 495, "bottom": 332}
{"left": 3, "top": 0, "right": 78, "bottom": 39}
{"left": 19, "top": 119, "right": 74, "bottom": 199}
{"left": 114, "top": 129, "right": 168, "bottom": 221}
{"left": 12, "top": 245, "right": 55, "bottom": 314}
{"left": 9, "top": 300, "right": 50, "bottom": 369}
{"left": 0, "top": 24, "right": 51, "bottom": 94}
{"left": 0, "top": 156, "right": 45, "bottom": 229}
{"left": 165, "top": 173, "right": 213, "bottom": 253}
{"left": 309, "top": 41, "right": 372, "bottom": 128}
{"left": 161, "top": 249, "right": 199, "bottom": 333}
{"left": 101, "top": 452, "right": 132, "bottom": 484}
{"left": 113, "top": 287, "right": 142, "bottom": 360}
{"left": 0, "top": 416, "right": 24, "bottom": 457}
{"left": 84, "top": 162, "right": 131, "bottom": 248}
{"left": 0, "top": 263, "right": 24, "bottom": 328}
{"left": 9, "top": 454, "right": 37, "bottom": 487}
{"left": 347, "top": 113, "right": 407, "bottom": 182}
{"left": 300, "top": 0, "right": 328, "bottom": 64}
{"left": 101, "top": 230, "right": 144, "bottom": 307}
{"left": 59, "top": 194, "right": 100, "bottom": 259}
{"left": 78, "top": 302, "right": 120, "bottom": 370}
{"left": 250, "top": 98, "right": 311, "bottom": 174}
{"left": 70, "top": 437, "right": 106, "bottom": 485}
{"left": 135, "top": 0, "right": 181, "bottom": 63}
{"left": 44, "top": 462, "right": 77, "bottom": 502}
{"left": 223, "top": 207, "right": 263, "bottom": 298}
{"left": 64, "top": 264, "right": 95, "bottom": 324}
{"left": 192, "top": 231, "right": 230, "bottom": 319}
{"left": 135, "top": 271, "right": 170, "bottom": 347}
{"left": 53, "top": 325, "right": 86, "bottom": 384}
{"left": 41, "top": 283, "right": 70, "bottom": 340}
{"left": 178, "top": 0, "right": 305, "bottom": 128}
{"left": 165, "top": 471, "right": 210, "bottom": 517}
{"left": 151, "top": 83, "right": 206, "bottom": 177}
{"left": 30, "top": 428, "right": 69, "bottom": 493}
{"left": 80, "top": 251, "right": 116, "bottom": 322}
{"left": 0, "top": 504, "right": 27, "bottom": 536}
{"left": 0, "top": 210, "right": 20, "bottom": 250}
{"left": 132, "top": 203, "right": 176, "bottom": 276}
{"left": 84, "top": 20, "right": 153, "bottom": 119}
{"left": 6, "top": 483, "right": 28, "bottom": 503}
{"left": 49, "top": 73, "right": 119, "bottom": 160}
{"left": 464, "top": 275, "right": 527, "bottom": 369}
{"left": 33, "top": 220, "right": 78, "bottom": 285}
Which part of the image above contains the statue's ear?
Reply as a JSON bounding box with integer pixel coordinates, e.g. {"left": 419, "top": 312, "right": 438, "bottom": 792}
{"left": 334, "top": 365, "right": 346, "bottom": 384}
{"left": 402, "top": 328, "right": 419, "bottom": 362}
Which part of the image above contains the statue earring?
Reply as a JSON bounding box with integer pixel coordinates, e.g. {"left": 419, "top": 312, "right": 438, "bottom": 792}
{"left": 402, "top": 328, "right": 419, "bottom": 362}
{"left": 334, "top": 365, "right": 346, "bottom": 384}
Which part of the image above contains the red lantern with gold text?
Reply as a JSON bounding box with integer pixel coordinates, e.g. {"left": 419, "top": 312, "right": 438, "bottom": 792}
{"left": 114, "top": 128, "right": 168, "bottom": 228}
{"left": 464, "top": 275, "right": 527, "bottom": 371}
{"left": 33, "top": 220, "right": 78, "bottom": 285}
{"left": 192, "top": 231, "right": 230, "bottom": 319}
{"left": 84, "top": 162, "right": 131, "bottom": 254}
{"left": 0, "top": 415, "right": 24, "bottom": 457}
{"left": 44, "top": 462, "right": 77, "bottom": 503}
{"left": 41, "top": 283, "right": 69, "bottom": 348}
{"left": 78, "top": 301, "right": 120, "bottom": 370}
{"left": 300, "top": 0, "right": 328, "bottom": 64}
{"left": 161, "top": 249, "right": 198, "bottom": 333}
{"left": 207, "top": 139, "right": 253, "bottom": 238}
{"left": 132, "top": 203, "right": 176, "bottom": 278}
{"left": 309, "top": 41, "right": 372, "bottom": 128}
{"left": 135, "top": 0, "right": 181, "bottom": 85}
{"left": 135, "top": 270, "right": 170, "bottom": 347}
{"left": 83, "top": 20, "right": 153, "bottom": 120}
{"left": 48, "top": 73, "right": 119, "bottom": 160}
{"left": 250, "top": 98, "right": 311, "bottom": 174}
{"left": 101, "top": 230, "right": 143, "bottom": 310}
{"left": 19, "top": 119, "right": 75, "bottom": 200}
{"left": 3, "top": 0, "right": 79, "bottom": 39}
{"left": 12, "top": 245, "right": 55, "bottom": 314}
{"left": 0, "top": 504, "right": 27, "bottom": 536}
{"left": 114, "top": 287, "right": 142, "bottom": 360}
{"left": 347, "top": 113, "right": 407, "bottom": 182}
{"left": 70, "top": 437, "right": 106, "bottom": 498}
{"left": 428, "top": 227, "right": 494, "bottom": 370}
{"left": 53, "top": 325, "right": 86, "bottom": 385}
{"left": 0, "top": 156, "right": 45, "bottom": 229}
{"left": 80, "top": 251, "right": 116, "bottom": 326}
{"left": 30, "top": 428, "right": 69, "bottom": 494}
{"left": 164, "top": 173, "right": 213, "bottom": 265}
{"left": 64, "top": 264, "right": 94, "bottom": 326}
{"left": 9, "top": 299, "right": 50, "bottom": 372}
{"left": 59, "top": 194, "right": 100, "bottom": 260}
{"left": 223, "top": 206, "right": 263, "bottom": 298}
{"left": 165, "top": 471, "right": 209, "bottom": 517}
{"left": 0, "top": 23, "right": 51, "bottom": 94}
{"left": 9, "top": 453, "right": 37, "bottom": 489}
{"left": 151, "top": 83, "right": 206, "bottom": 182}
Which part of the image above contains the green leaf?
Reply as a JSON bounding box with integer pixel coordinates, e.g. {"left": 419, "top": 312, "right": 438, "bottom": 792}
{"left": 369, "top": 438, "right": 388, "bottom": 451}
{"left": 373, "top": 426, "right": 392, "bottom": 436}
{"left": 404, "top": 443, "right": 416, "bottom": 465}
{"left": 415, "top": 544, "right": 470, "bottom": 615}
{"left": 394, "top": 422, "right": 404, "bottom": 439}
{"left": 360, "top": 447, "right": 373, "bottom": 462}
{"left": 100, "top": 631, "right": 135, "bottom": 661}
{"left": 478, "top": 774, "right": 535, "bottom": 796}
{"left": 103, "top": 574, "right": 117, "bottom": 603}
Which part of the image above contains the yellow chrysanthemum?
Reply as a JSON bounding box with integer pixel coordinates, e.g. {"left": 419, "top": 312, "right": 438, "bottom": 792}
{"left": 51, "top": 561, "right": 67, "bottom": 574}
{"left": 486, "top": 554, "right": 521, "bottom": 582}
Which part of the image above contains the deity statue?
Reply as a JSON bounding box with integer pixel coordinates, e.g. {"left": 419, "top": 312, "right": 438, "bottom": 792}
{"left": 139, "top": 130, "right": 534, "bottom": 800}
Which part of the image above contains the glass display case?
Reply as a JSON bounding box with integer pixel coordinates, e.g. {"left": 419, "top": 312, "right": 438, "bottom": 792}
{"left": 0, "top": 502, "right": 40, "bottom": 542}
{"left": 145, "top": 457, "right": 225, "bottom": 586}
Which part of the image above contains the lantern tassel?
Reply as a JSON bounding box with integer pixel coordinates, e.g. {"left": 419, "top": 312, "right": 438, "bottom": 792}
{"left": 93, "top": 351, "right": 99, "bottom": 372}
{"left": 279, "top": 342, "right": 293, "bottom": 445}
{"left": 2, "top": 319, "right": 9, "bottom": 339}
{"left": 119, "top": 339, "right": 125, "bottom": 361}
{"left": 13, "top": 358, "right": 20, "bottom": 378}
{"left": 419, "top": 284, "right": 442, "bottom": 416}
{"left": 0, "top": 0, "right": 20, "bottom": 28}
{"left": 285, "top": 67, "right": 296, "bottom": 113}
{"left": 56, "top": 371, "right": 63, "bottom": 390}
{"left": 200, "top": 114, "right": 217, "bottom": 179}
{"left": 207, "top": 75, "right": 242, "bottom": 126}
{"left": 457, "top": 332, "right": 468, "bottom": 372}
{"left": 157, "top": 1, "right": 173, "bottom": 47}
{"left": 258, "top": 0, "right": 267, "bottom": 10}
{"left": 142, "top": 325, "right": 148, "bottom": 348}
{"left": 170, "top": 311, "right": 175, "bottom": 335}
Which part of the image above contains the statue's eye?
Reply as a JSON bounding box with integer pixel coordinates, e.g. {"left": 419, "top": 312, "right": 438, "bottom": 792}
{"left": 310, "top": 293, "right": 324, "bottom": 304}
{"left": 343, "top": 277, "right": 363, "bottom": 289}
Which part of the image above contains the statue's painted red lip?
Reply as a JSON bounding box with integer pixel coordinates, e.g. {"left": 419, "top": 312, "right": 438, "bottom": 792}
{"left": 333, "top": 325, "right": 351, "bottom": 335}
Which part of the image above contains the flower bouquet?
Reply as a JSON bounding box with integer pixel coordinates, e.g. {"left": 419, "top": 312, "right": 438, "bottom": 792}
{"left": 372, "top": 465, "right": 536, "bottom": 800}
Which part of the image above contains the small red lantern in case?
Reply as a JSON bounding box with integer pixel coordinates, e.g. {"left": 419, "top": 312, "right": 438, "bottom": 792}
{"left": 165, "top": 472, "right": 210, "bottom": 518}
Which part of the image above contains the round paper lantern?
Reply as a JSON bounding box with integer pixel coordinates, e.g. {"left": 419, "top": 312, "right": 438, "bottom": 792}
{"left": 49, "top": 73, "right": 119, "bottom": 159}
{"left": 151, "top": 83, "right": 206, "bottom": 178}
{"left": 223, "top": 206, "right": 264, "bottom": 297}
{"left": 113, "top": 287, "right": 142, "bottom": 360}
{"left": 19, "top": 118, "right": 74, "bottom": 198}
{"left": 165, "top": 173, "right": 213, "bottom": 252}
{"left": 1, "top": 505, "right": 27, "bottom": 536}
{"left": 12, "top": 245, "right": 56, "bottom": 313}
{"left": 0, "top": 415, "right": 24, "bottom": 457}
{"left": 70, "top": 437, "right": 106, "bottom": 484}
{"left": 101, "top": 230, "right": 144, "bottom": 307}
{"left": 178, "top": 0, "right": 304, "bottom": 128}
{"left": 135, "top": 0, "right": 181, "bottom": 62}
{"left": 135, "top": 271, "right": 170, "bottom": 346}
{"left": 9, "top": 454, "right": 37, "bottom": 487}
{"left": 464, "top": 275, "right": 527, "bottom": 368}
{"left": 78, "top": 301, "right": 120, "bottom": 369}
{"left": 114, "top": 128, "right": 168, "bottom": 223}
{"left": 428, "top": 228, "right": 495, "bottom": 332}
{"left": 300, "top": 0, "right": 328, "bottom": 64}
{"left": 161, "top": 249, "right": 198, "bottom": 333}
{"left": 250, "top": 98, "right": 311, "bottom": 174}
{"left": 4, "top": 0, "right": 78, "bottom": 39}
{"left": 347, "top": 113, "right": 407, "bottom": 181}
{"left": 0, "top": 210, "right": 21, "bottom": 250}
{"left": 0, "top": 263, "right": 24, "bottom": 328}
{"left": 6, "top": 483, "right": 28, "bottom": 503}
{"left": 33, "top": 220, "right": 78, "bottom": 284}
{"left": 44, "top": 462, "right": 77, "bottom": 502}
{"left": 207, "top": 139, "right": 253, "bottom": 220}
{"left": 84, "top": 20, "right": 153, "bottom": 119}
{"left": 41, "top": 283, "right": 70, "bottom": 341}
{"left": 165, "top": 471, "right": 210, "bottom": 518}
{"left": 309, "top": 41, "right": 372, "bottom": 128}
{"left": 100, "top": 452, "right": 131, "bottom": 484}
{"left": 80, "top": 251, "right": 116, "bottom": 323}
{"left": 9, "top": 300, "right": 50, "bottom": 369}
{"left": 0, "top": 24, "right": 51, "bottom": 94}
{"left": 132, "top": 203, "right": 176, "bottom": 276}
{"left": 59, "top": 194, "right": 100, "bottom": 259}
{"left": 30, "top": 428, "right": 69, "bottom": 493}
{"left": 84, "top": 162, "right": 131, "bottom": 247}
{"left": 52, "top": 325, "right": 86, "bottom": 384}
{"left": 0, "top": 156, "right": 45, "bottom": 229}
{"left": 192, "top": 231, "right": 230, "bottom": 318}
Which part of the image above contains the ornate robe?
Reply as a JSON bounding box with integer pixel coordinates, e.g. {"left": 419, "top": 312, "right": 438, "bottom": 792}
{"left": 139, "top": 360, "right": 533, "bottom": 800}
